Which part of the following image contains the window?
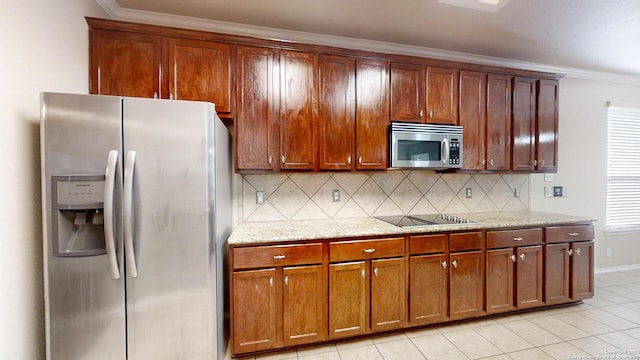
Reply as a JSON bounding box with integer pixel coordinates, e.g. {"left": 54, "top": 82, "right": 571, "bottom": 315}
{"left": 606, "top": 103, "right": 640, "bottom": 231}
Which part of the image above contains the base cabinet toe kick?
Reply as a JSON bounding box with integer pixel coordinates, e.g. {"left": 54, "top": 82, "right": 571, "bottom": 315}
{"left": 229, "top": 223, "right": 594, "bottom": 356}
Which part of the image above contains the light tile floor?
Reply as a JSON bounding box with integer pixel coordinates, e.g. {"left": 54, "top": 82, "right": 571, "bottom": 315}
{"left": 228, "top": 268, "right": 640, "bottom": 360}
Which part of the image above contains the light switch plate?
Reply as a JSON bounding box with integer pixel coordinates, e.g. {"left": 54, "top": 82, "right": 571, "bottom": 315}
{"left": 544, "top": 173, "right": 554, "bottom": 182}
{"left": 544, "top": 186, "right": 553, "bottom": 197}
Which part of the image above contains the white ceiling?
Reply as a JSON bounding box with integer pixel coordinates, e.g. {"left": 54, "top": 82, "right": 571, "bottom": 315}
{"left": 105, "top": 0, "right": 640, "bottom": 80}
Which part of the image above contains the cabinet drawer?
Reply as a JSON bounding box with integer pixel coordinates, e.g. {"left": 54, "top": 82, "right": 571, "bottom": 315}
{"left": 330, "top": 238, "right": 405, "bottom": 262}
{"left": 545, "top": 224, "right": 594, "bottom": 243}
{"left": 487, "top": 228, "right": 542, "bottom": 249}
{"left": 410, "top": 234, "right": 446, "bottom": 255}
{"left": 233, "top": 243, "right": 323, "bottom": 270}
{"left": 449, "top": 231, "right": 484, "bottom": 252}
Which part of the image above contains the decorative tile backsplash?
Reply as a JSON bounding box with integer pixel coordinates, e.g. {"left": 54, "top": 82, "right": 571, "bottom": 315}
{"left": 239, "top": 171, "right": 529, "bottom": 222}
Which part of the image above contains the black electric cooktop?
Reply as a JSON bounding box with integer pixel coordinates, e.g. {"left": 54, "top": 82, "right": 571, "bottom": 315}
{"left": 375, "top": 214, "right": 474, "bottom": 228}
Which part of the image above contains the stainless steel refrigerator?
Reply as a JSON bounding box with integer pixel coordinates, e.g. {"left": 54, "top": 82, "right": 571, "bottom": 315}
{"left": 40, "top": 92, "right": 232, "bottom": 359}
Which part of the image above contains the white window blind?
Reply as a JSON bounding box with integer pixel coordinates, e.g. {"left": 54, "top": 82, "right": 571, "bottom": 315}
{"left": 607, "top": 104, "right": 640, "bottom": 231}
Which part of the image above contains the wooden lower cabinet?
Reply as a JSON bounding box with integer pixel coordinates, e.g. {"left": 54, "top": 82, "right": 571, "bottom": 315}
{"left": 328, "top": 261, "right": 367, "bottom": 338}
{"left": 409, "top": 253, "right": 448, "bottom": 325}
{"left": 371, "top": 258, "right": 406, "bottom": 331}
{"left": 283, "top": 265, "right": 326, "bottom": 346}
{"left": 516, "top": 245, "right": 544, "bottom": 308}
{"left": 232, "top": 268, "right": 277, "bottom": 353}
{"left": 571, "top": 241, "right": 594, "bottom": 300}
{"left": 545, "top": 242, "right": 571, "bottom": 304}
{"left": 486, "top": 248, "right": 515, "bottom": 314}
{"left": 449, "top": 250, "right": 485, "bottom": 319}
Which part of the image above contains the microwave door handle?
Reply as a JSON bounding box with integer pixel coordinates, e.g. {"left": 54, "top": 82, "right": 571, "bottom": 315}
{"left": 442, "top": 138, "right": 449, "bottom": 165}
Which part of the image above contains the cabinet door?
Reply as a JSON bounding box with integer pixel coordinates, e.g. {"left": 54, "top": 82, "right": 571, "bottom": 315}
{"left": 371, "top": 258, "right": 406, "bottom": 331}
{"left": 232, "top": 268, "right": 277, "bottom": 353}
{"left": 571, "top": 241, "right": 594, "bottom": 300}
{"left": 283, "top": 265, "right": 326, "bottom": 346}
{"left": 409, "top": 254, "right": 448, "bottom": 325}
{"left": 90, "top": 29, "right": 162, "bottom": 98}
{"left": 486, "top": 248, "right": 515, "bottom": 314}
{"left": 329, "top": 262, "right": 367, "bottom": 339}
{"left": 449, "top": 250, "right": 485, "bottom": 319}
{"left": 355, "top": 59, "right": 389, "bottom": 170}
{"left": 536, "top": 79, "right": 559, "bottom": 172}
{"left": 318, "top": 55, "right": 355, "bottom": 170}
{"left": 486, "top": 74, "right": 512, "bottom": 171}
{"left": 280, "top": 51, "right": 317, "bottom": 170}
{"left": 459, "top": 71, "right": 486, "bottom": 170}
{"left": 516, "top": 245, "right": 544, "bottom": 308}
{"left": 168, "top": 38, "right": 232, "bottom": 114}
{"left": 390, "top": 63, "right": 425, "bottom": 122}
{"left": 512, "top": 77, "right": 537, "bottom": 171}
{"left": 426, "top": 67, "right": 458, "bottom": 125}
{"left": 544, "top": 243, "right": 571, "bottom": 305}
{"left": 235, "top": 46, "right": 278, "bottom": 170}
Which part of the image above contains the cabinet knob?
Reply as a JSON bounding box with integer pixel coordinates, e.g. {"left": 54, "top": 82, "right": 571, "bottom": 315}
{"left": 269, "top": 276, "right": 274, "bottom": 287}
{"left": 575, "top": 248, "right": 582, "bottom": 256}
{"left": 358, "top": 156, "right": 363, "bottom": 165}
{"left": 567, "top": 249, "right": 573, "bottom": 256}
{"left": 361, "top": 269, "right": 365, "bottom": 279}
{"left": 419, "top": 109, "right": 424, "bottom": 118}
{"left": 429, "top": 110, "right": 434, "bottom": 118}
{"left": 169, "top": 93, "right": 174, "bottom": 100}
{"left": 153, "top": 92, "right": 158, "bottom": 99}
{"left": 441, "top": 261, "right": 447, "bottom": 269}
{"left": 281, "top": 155, "right": 286, "bottom": 164}
{"left": 519, "top": 253, "right": 526, "bottom": 261}
{"left": 541, "top": 159, "right": 545, "bottom": 167}
{"left": 374, "top": 267, "right": 379, "bottom": 277}
{"left": 490, "top": 159, "right": 494, "bottom": 166}
{"left": 452, "top": 259, "right": 458, "bottom": 269}
{"left": 510, "top": 255, "right": 516, "bottom": 262}
{"left": 284, "top": 275, "right": 289, "bottom": 286}
{"left": 481, "top": 159, "right": 486, "bottom": 166}
{"left": 347, "top": 155, "right": 352, "bottom": 165}
{"left": 533, "top": 159, "right": 538, "bottom": 166}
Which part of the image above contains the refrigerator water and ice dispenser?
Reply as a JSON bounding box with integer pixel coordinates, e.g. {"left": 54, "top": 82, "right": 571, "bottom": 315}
{"left": 51, "top": 175, "right": 107, "bottom": 256}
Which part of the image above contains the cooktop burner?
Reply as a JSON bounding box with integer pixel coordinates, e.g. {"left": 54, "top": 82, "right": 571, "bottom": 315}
{"left": 375, "top": 214, "right": 474, "bottom": 228}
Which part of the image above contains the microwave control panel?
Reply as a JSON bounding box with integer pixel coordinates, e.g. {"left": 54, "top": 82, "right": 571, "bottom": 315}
{"left": 449, "top": 139, "right": 461, "bottom": 165}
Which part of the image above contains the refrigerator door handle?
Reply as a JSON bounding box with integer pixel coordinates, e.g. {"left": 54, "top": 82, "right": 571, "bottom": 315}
{"left": 104, "top": 150, "right": 121, "bottom": 280}
{"left": 124, "top": 150, "right": 138, "bottom": 278}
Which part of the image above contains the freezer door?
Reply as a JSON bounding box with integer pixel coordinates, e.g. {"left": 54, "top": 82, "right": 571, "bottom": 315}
{"left": 122, "top": 98, "right": 230, "bottom": 359}
{"left": 41, "top": 93, "right": 126, "bottom": 360}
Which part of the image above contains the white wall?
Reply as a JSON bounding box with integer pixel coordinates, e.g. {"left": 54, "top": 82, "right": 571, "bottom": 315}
{"left": 0, "top": 1, "right": 106, "bottom": 358}
{"left": 530, "top": 76, "right": 640, "bottom": 270}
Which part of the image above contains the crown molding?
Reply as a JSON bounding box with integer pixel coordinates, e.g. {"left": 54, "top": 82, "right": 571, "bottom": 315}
{"left": 97, "top": 0, "right": 640, "bottom": 86}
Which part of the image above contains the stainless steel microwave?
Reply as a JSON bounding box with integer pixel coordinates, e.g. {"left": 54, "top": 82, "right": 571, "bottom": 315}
{"left": 389, "top": 122, "right": 463, "bottom": 169}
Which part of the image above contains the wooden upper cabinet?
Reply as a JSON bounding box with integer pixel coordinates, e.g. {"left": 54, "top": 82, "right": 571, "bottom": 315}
{"left": 512, "top": 77, "right": 537, "bottom": 171}
{"left": 426, "top": 67, "right": 459, "bottom": 124}
{"left": 235, "top": 46, "right": 278, "bottom": 171}
{"left": 355, "top": 59, "right": 390, "bottom": 170}
{"left": 390, "top": 63, "right": 425, "bottom": 122}
{"left": 90, "top": 29, "right": 162, "bottom": 98}
{"left": 167, "top": 38, "right": 232, "bottom": 114}
{"left": 279, "top": 51, "right": 318, "bottom": 170}
{"left": 536, "top": 79, "right": 559, "bottom": 172}
{"left": 486, "top": 74, "right": 512, "bottom": 171}
{"left": 318, "top": 55, "right": 356, "bottom": 170}
{"left": 459, "top": 71, "right": 486, "bottom": 170}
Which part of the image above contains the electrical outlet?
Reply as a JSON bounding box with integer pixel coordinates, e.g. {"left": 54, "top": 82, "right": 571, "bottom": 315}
{"left": 544, "top": 173, "right": 554, "bottom": 182}
{"left": 544, "top": 186, "right": 553, "bottom": 197}
{"left": 333, "top": 189, "right": 340, "bottom": 202}
{"left": 606, "top": 248, "right": 612, "bottom": 257}
{"left": 256, "top": 191, "right": 265, "bottom": 205}
{"left": 514, "top": 188, "right": 521, "bottom": 198}
{"left": 465, "top": 188, "right": 472, "bottom": 198}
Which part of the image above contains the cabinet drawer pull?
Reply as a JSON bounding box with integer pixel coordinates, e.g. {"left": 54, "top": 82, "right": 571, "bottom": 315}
{"left": 567, "top": 249, "right": 573, "bottom": 256}
{"left": 512, "top": 237, "right": 524, "bottom": 241}
{"left": 284, "top": 275, "right": 289, "bottom": 286}
{"left": 575, "top": 248, "right": 582, "bottom": 256}
{"left": 510, "top": 255, "right": 516, "bottom": 262}
{"left": 567, "top": 232, "right": 580, "bottom": 236}
{"left": 269, "top": 276, "right": 273, "bottom": 287}
{"left": 519, "top": 253, "right": 526, "bottom": 261}
{"left": 361, "top": 269, "right": 365, "bottom": 279}
{"left": 452, "top": 259, "right": 458, "bottom": 269}
{"left": 441, "top": 261, "right": 447, "bottom": 269}
{"left": 374, "top": 267, "right": 379, "bottom": 277}
{"left": 273, "top": 254, "right": 286, "bottom": 260}
{"left": 363, "top": 248, "right": 376, "bottom": 254}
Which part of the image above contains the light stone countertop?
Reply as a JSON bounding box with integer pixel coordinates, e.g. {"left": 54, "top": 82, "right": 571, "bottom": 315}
{"left": 227, "top": 210, "right": 596, "bottom": 246}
